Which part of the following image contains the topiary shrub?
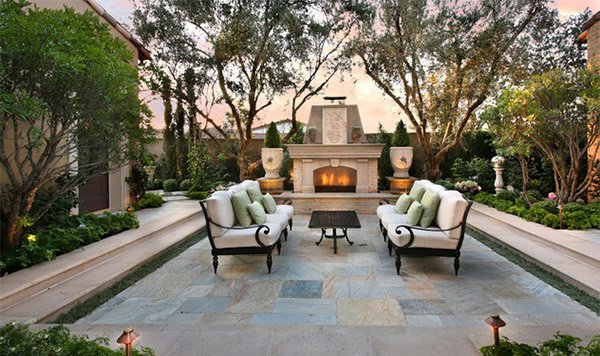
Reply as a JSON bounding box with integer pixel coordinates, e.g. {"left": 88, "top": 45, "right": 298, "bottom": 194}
{"left": 391, "top": 120, "right": 410, "bottom": 146}
{"left": 162, "top": 178, "right": 179, "bottom": 192}
{"left": 179, "top": 179, "right": 192, "bottom": 191}
{"left": 264, "top": 122, "right": 282, "bottom": 148}
{"left": 495, "top": 190, "right": 518, "bottom": 202}
{"left": 187, "top": 191, "right": 209, "bottom": 200}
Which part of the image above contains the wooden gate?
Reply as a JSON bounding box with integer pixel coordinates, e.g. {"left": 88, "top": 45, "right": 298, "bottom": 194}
{"left": 79, "top": 172, "right": 109, "bottom": 212}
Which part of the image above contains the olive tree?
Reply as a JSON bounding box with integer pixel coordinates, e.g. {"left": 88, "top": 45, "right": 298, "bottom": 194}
{"left": 134, "top": 0, "right": 367, "bottom": 180}
{"left": 0, "top": 1, "right": 150, "bottom": 248}
{"left": 348, "top": 0, "right": 549, "bottom": 180}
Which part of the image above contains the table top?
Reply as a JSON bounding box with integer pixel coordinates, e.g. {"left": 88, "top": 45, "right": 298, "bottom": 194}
{"left": 308, "top": 210, "right": 361, "bottom": 229}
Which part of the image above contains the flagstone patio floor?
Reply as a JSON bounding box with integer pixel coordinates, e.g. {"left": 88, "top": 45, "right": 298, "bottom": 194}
{"left": 67, "top": 214, "right": 600, "bottom": 354}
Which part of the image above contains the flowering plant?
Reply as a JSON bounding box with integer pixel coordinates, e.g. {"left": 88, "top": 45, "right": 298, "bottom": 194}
{"left": 548, "top": 192, "right": 557, "bottom": 201}
{"left": 455, "top": 180, "right": 481, "bottom": 194}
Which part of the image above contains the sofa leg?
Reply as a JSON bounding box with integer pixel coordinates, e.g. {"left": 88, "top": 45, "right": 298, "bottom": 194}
{"left": 387, "top": 240, "right": 393, "bottom": 256}
{"left": 289, "top": 218, "right": 293, "bottom": 231}
{"left": 276, "top": 240, "right": 281, "bottom": 255}
{"left": 382, "top": 228, "right": 387, "bottom": 242}
{"left": 267, "top": 252, "right": 273, "bottom": 274}
{"left": 395, "top": 253, "right": 401, "bottom": 275}
{"left": 454, "top": 256, "right": 460, "bottom": 276}
{"left": 379, "top": 219, "right": 383, "bottom": 231}
{"left": 212, "top": 255, "right": 218, "bottom": 274}
{"left": 283, "top": 228, "right": 288, "bottom": 241}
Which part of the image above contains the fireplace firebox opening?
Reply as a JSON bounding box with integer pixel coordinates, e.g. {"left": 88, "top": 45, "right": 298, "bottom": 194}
{"left": 313, "top": 166, "right": 357, "bottom": 193}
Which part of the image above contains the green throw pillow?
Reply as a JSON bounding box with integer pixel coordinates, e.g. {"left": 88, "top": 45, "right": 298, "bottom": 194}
{"left": 395, "top": 194, "right": 413, "bottom": 214}
{"left": 408, "top": 184, "right": 426, "bottom": 202}
{"left": 247, "top": 201, "right": 267, "bottom": 225}
{"left": 246, "top": 187, "right": 263, "bottom": 204}
{"left": 419, "top": 189, "right": 440, "bottom": 228}
{"left": 262, "top": 193, "right": 277, "bottom": 214}
{"left": 231, "top": 191, "right": 253, "bottom": 227}
{"left": 406, "top": 201, "right": 423, "bottom": 225}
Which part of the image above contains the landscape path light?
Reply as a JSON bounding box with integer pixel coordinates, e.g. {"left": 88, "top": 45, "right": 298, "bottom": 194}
{"left": 485, "top": 314, "right": 506, "bottom": 348}
{"left": 117, "top": 327, "right": 139, "bottom": 356}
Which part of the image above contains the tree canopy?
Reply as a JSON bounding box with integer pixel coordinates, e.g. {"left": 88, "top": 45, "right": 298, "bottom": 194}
{"left": 348, "top": 0, "right": 550, "bottom": 179}
{"left": 0, "top": 1, "right": 151, "bottom": 247}
{"left": 134, "top": 0, "right": 368, "bottom": 179}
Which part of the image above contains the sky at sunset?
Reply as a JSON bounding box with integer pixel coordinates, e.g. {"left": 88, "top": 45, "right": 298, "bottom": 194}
{"left": 97, "top": 0, "right": 598, "bottom": 133}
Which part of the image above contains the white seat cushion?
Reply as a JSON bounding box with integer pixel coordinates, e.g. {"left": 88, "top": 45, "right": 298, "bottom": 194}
{"left": 227, "top": 184, "right": 245, "bottom": 195}
{"left": 274, "top": 204, "right": 293, "bottom": 220}
{"left": 380, "top": 212, "right": 409, "bottom": 231}
{"left": 376, "top": 204, "right": 396, "bottom": 219}
{"left": 213, "top": 222, "right": 282, "bottom": 248}
{"left": 388, "top": 226, "right": 459, "bottom": 250}
{"left": 435, "top": 190, "right": 470, "bottom": 239}
{"left": 265, "top": 213, "right": 289, "bottom": 230}
{"left": 206, "top": 191, "right": 235, "bottom": 238}
{"left": 241, "top": 180, "right": 261, "bottom": 191}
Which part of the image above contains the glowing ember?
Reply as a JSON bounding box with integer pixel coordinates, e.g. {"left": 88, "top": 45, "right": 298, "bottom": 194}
{"left": 320, "top": 173, "right": 351, "bottom": 186}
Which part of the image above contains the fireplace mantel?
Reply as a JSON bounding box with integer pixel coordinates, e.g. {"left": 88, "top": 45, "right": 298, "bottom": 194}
{"left": 287, "top": 144, "right": 384, "bottom": 193}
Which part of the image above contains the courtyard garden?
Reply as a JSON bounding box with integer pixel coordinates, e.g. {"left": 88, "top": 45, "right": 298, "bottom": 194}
{"left": 0, "top": 0, "right": 599, "bottom": 354}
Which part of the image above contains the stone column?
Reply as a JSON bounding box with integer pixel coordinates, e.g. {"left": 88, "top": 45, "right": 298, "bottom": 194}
{"left": 491, "top": 156, "right": 506, "bottom": 195}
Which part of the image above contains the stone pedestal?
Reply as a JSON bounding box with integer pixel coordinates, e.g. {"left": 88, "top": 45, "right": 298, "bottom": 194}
{"left": 386, "top": 177, "right": 416, "bottom": 195}
{"left": 257, "top": 177, "right": 286, "bottom": 194}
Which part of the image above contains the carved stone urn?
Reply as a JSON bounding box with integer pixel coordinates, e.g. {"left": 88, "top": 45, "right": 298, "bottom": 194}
{"left": 261, "top": 148, "right": 284, "bottom": 179}
{"left": 390, "top": 147, "right": 413, "bottom": 178}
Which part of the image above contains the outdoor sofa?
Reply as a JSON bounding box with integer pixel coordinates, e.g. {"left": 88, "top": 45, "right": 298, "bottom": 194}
{"left": 199, "top": 180, "right": 293, "bottom": 274}
{"left": 377, "top": 180, "right": 473, "bottom": 275}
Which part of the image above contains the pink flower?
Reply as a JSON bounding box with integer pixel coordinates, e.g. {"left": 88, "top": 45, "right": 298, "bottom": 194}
{"left": 548, "top": 192, "right": 557, "bottom": 201}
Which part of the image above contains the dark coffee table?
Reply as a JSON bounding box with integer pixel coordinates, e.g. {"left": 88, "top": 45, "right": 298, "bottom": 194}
{"left": 309, "top": 211, "right": 361, "bottom": 254}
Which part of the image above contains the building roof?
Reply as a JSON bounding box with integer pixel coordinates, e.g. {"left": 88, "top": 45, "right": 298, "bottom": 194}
{"left": 83, "top": 0, "right": 151, "bottom": 61}
{"left": 578, "top": 11, "right": 600, "bottom": 44}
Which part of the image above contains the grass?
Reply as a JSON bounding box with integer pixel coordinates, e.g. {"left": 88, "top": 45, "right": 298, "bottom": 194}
{"left": 52, "top": 229, "right": 207, "bottom": 324}
{"left": 466, "top": 227, "right": 600, "bottom": 315}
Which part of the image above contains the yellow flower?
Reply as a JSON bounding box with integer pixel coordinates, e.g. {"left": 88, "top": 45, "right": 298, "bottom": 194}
{"left": 27, "top": 234, "right": 36, "bottom": 243}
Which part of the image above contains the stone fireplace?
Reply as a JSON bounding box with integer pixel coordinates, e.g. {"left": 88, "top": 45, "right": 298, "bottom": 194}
{"left": 287, "top": 103, "right": 384, "bottom": 193}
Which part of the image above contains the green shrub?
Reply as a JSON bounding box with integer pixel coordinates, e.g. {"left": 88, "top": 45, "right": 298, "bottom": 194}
{"left": 507, "top": 205, "right": 527, "bottom": 217}
{"left": 564, "top": 211, "right": 592, "bottom": 230}
{"left": 179, "top": 179, "right": 192, "bottom": 191}
{"left": 0, "top": 212, "right": 139, "bottom": 275}
{"left": 0, "top": 322, "right": 154, "bottom": 355}
{"left": 474, "top": 192, "right": 496, "bottom": 205}
{"left": 541, "top": 213, "right": 560, "bottom": 229}
{"left": 495, "top": 190, "right": 518, "bottom": 202}
{"left": 435, "top": 179, "right": 455, "bottom": 190}
{"left": 264, "top": 121, "right": 282, "bottom": 148}
{"left": 29, "top": 175, "right": 78, "bottom": 230}
{"left": 136, "top": 192, "right": 164, "bottom": 209}
{"left": 163, "top": 178, "right": 179, "bottom": 192}
{"left": 391, "top": 120, "right": 410, "bottom": 146}
{"left": 531, "top": 200, "right": 559, "bottom": 214}
{"left": 187, "top": 191, "right": 209, "bottom": 200}
{"left": 480, "top": 333, "right": 600, "bottom": 356}
{"left": 523, "top": 207, "right": 550, "bottom": 224}
{"left": 590, "top": 213, "right": 600, "bottom": 229}
{"left": 147, "top": 179, "right": 164, "bottom": 190}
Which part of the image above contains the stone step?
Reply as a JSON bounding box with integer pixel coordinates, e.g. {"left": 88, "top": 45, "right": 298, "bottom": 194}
{"left": 0, "top": 216, "right": 204, "bottom": 324}
{"left": 467, "top": 204, "right": 600, "bottom": 299}
{"left": 0, "top": 201, "right": 201, "bottom": 313}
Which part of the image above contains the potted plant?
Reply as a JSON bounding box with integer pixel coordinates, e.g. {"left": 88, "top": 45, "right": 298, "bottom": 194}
{"left": 306, "top": 126, "right": 317, "bottom": 144}
{"left": 389, "top": 121, "right": 413, "bottom": 178}
{"left": 351, "top": 125, "right": 362, "bottom": 143}
{"left": 261, "top": 122, "right": 284, "bottom": 179}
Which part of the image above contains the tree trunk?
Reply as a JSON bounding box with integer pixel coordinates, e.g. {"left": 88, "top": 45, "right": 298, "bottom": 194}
{"left": 518, "top": 155, "right": 532, "bottom": 206}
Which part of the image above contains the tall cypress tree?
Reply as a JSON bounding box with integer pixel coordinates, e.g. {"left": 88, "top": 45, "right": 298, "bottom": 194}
{"left": 161, "top": 75, "right": 177, "bottom": 178}
{"left": 174, "top": 79, "right": 188, "bottom": 179}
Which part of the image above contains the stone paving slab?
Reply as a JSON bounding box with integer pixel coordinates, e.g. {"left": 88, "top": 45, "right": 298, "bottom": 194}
{"left": 77, "top": 214, "right": 598, "bottom": 350}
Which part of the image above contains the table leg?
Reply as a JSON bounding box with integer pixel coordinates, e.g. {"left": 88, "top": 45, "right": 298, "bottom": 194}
{"left": 316, "top": 228, "right": 325, "bottom": 246}
{"left": 333, "top": 228, "right": 337, "bottom": 254}
{"left": 343, "top": 228, "right": 354, "bottom": 246}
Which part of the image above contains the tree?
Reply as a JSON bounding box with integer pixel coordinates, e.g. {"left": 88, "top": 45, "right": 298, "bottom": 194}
{"left": 487, "top": 69, "right": 600, "bottom": 203}
{"left": 348, "top": 0, "right": 549, "bottom": 180}
{"left": 134, "top": 0, "right": 368, "bottom": 180}
{"left": 160, "top": 75, "right": 177, "bottom": 178}
{"left": 174, "top": 80, "right": 188, "bottom": 180}
{"left": 0, "top": 2, "right": 150, "bottom": 248}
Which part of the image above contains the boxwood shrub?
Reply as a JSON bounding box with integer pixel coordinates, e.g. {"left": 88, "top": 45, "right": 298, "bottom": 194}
{"left": 179, "top": 179, "right": 192, "bottom": 191}
{"left": 162, "top": 178, "right": 179, "bottom": 192}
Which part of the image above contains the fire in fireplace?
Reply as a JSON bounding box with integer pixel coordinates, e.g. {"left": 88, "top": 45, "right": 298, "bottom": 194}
{"left": 313, "top": 166, "right": 357, "bottom": 193}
